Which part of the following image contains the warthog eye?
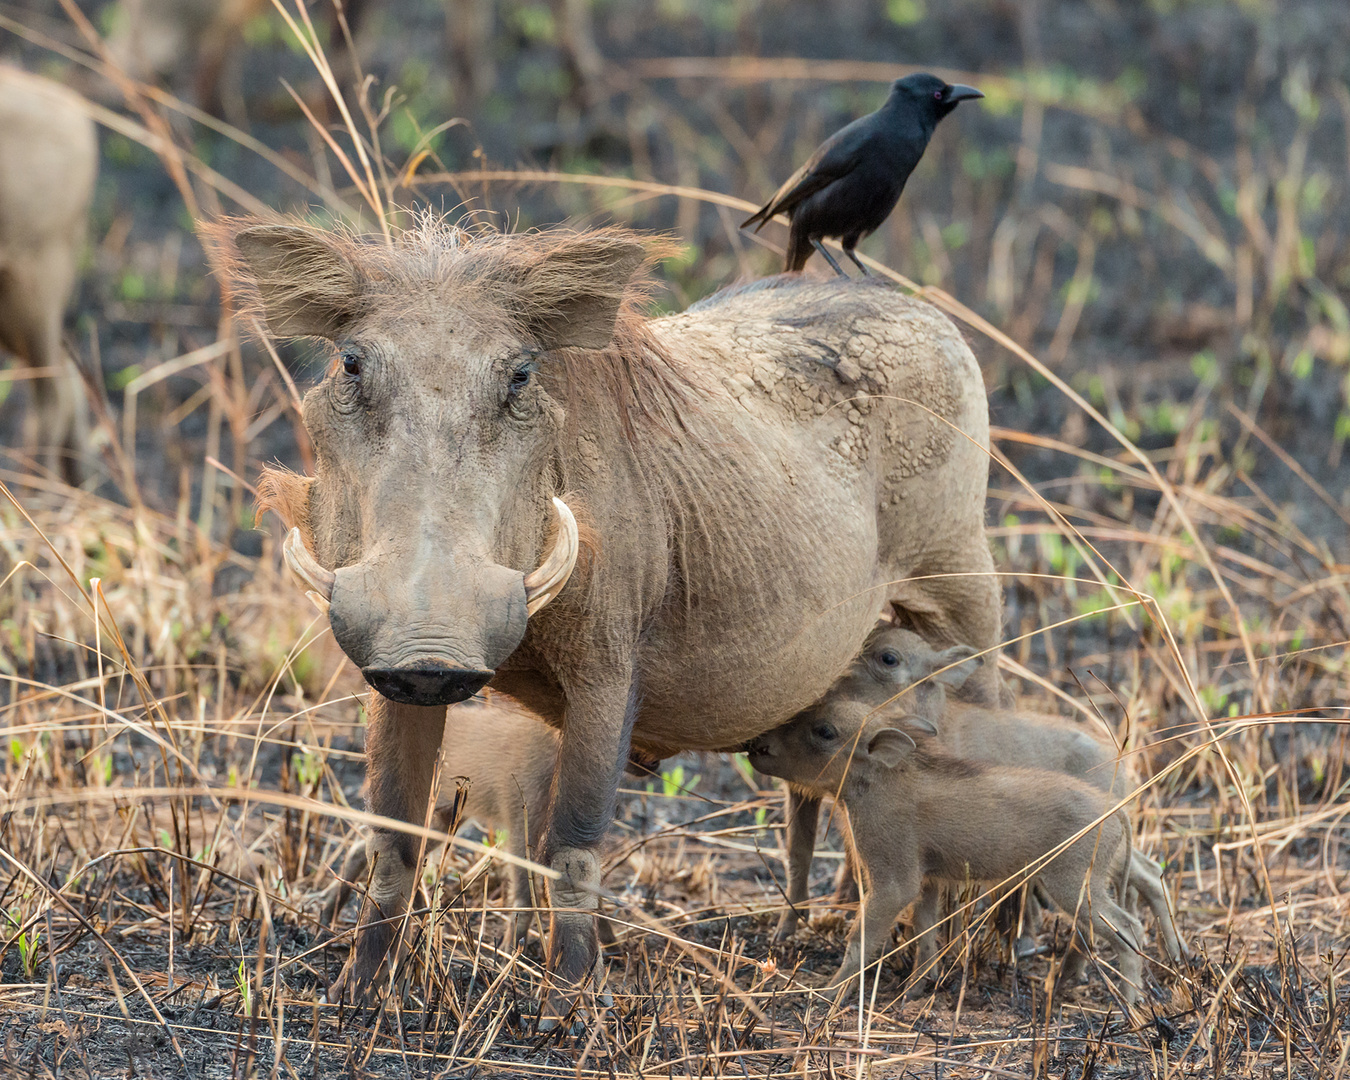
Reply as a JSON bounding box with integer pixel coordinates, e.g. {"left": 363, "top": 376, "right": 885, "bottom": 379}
{"left": 505, "top": 360, "right": 537, "bottom": 416}
{"left": 879, "top": 650, "right": 900, "bottom": 668}
{"left": 813, "top": 723, "right": 837, "bottom": 741}
{"left": 340, "top": 351, "right": 361, "bottom": 378}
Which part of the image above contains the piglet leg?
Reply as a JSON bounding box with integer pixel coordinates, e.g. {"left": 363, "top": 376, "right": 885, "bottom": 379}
{"left": 830, "top": 861, "right": 918, "bottom": 990}
{"left": 774, "top": 786, "right": 821, "bottom": 940}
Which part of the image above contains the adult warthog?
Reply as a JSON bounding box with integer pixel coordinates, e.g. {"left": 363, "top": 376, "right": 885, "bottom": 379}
{"left": 210, "top": 218, "right": 1003, "bottom": 1009}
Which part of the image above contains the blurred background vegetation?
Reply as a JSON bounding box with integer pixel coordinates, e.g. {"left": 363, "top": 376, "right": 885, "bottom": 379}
{"left": 0, "top": 0, "right": 1345, "bottom": 526}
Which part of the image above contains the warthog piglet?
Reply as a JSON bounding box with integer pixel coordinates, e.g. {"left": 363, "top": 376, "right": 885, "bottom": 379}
{"left": 777, "top": 627, "right": 1184, "bottom": 970}
{"left": 750, "top": 700, "right": 1147, "bottom": 1002}
{"left": 852, "top": 628, "right": 1183, "bottom": 963}
{"left": 318, "top": 695, "right": 556, "bottom": 943}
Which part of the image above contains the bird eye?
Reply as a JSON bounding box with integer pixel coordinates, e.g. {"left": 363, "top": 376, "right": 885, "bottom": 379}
{"left": 933, "top": 90, "right": 944, "bottom": 101}
{"left": 879, "top": 650, "right": 900, "bottom": 668}
{"left": 341, "top": 351, "right": 361, "bottom": 377}
{"left": 813, "top": 723, "right": 837, "bottom": 741}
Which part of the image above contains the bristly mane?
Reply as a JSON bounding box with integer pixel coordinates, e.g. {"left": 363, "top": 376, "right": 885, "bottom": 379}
{"left": 392, "top": 217, "right": 695, "bottom": 438}
{"left": 212, "top": 214, "right": 695, "bottom": 441}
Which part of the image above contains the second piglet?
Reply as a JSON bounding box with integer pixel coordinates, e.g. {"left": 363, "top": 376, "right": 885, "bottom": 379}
{"left": 317, "top": 695, "right": 557, "bottom": 944}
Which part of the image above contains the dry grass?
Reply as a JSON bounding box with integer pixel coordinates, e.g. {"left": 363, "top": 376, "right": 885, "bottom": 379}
{"left": 1, "top": 3, "right": 1348, "bottom": 1077}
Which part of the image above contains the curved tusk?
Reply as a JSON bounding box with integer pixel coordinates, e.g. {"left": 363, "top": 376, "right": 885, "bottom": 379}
{"left": 524, "top": 497, "right": 578, "bottom": 615}
{"left": 283, "top": 528, "right": 335, "bottom": 606}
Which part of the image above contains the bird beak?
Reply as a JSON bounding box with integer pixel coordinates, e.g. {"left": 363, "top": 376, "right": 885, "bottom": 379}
{"left": 943, "top": 84, "right": 985, "bottom": 104}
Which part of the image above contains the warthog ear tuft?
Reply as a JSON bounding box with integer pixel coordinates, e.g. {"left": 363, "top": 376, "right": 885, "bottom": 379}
{"left": 517, "top": 233, "right": 648, "bottom": 350}
{"left": 865, "top": 725, "right": 916, "bottom": 769}
{"left": 223, "top": 223, "right": 363, "bottom": 340}
{"left": 929, "top": 644, "right": 982, "bottom": 691}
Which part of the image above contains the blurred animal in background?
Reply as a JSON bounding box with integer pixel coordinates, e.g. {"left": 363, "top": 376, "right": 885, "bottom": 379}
{"left": 103, "top": 0, "right": 599, "bottom": 122}
{"left": 0, "top": 65, "right": 97, "bottom": 485}
{"left": 106, "top": 0, "right": 367, "bottom": 119}
{"left": 742, "top": 73, "right": 983, "bottom": 277}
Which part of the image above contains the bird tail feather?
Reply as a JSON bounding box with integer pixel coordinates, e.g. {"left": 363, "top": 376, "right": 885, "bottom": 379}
{"left": 739, "top": 205, "right": 771, "bottom": 232}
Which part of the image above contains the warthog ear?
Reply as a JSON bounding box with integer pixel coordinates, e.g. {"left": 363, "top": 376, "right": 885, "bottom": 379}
{"left": 865, "top": 725, "right": 916, "bottom": 769}
{"left": 232, "top": 224, "right": 363, "bottom": 339}
{"left": 929, "top": 644, "right": 982, "bottom": 691}
{"left": 517, "top": 234, "right": 647, "bottom": 350}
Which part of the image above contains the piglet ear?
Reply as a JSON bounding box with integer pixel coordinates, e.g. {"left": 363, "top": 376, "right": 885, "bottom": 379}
{"left": 866, "top": 726, "right": 916, "bottom": 769}
{"left": 904, "top": 716, "right": 939, "bottom": 737}
{"left": 929, "top": 644, "right": 982, "bottom": 691}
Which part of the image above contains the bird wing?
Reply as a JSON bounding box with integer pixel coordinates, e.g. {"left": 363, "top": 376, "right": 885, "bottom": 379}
{"left": 740, "top": 125, "right": 870, "bottom": 232}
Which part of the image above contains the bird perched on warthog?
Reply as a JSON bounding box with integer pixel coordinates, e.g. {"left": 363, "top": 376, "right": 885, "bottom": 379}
{"left": 0, "top": 65, "right": 97, "bottom": 484}
{"left": 742, "top": 73, "right": 983, "bottom": 276}
{"left": 209, "top": 217, "right": 1004, "bottom": 1024}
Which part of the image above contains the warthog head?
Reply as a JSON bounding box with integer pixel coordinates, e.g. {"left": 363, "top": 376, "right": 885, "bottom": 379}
{"left": 213, "top": 220, "right": 651, "bottom": 706}
{"left": 746, "top": 626, "right": 980, "bottom": 787}
{"left": 833, "top": 626, "right": 982, "bottom": 725}
{"left": 747, "top": 699, "right": 924, "bottom": 791}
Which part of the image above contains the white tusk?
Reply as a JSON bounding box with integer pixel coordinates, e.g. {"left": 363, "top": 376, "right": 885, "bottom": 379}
{"left": 283, "top": 527, "right": 335, "bottom": 603}
{"left": 524, "top": 497, "right": 578, "bottom": 615}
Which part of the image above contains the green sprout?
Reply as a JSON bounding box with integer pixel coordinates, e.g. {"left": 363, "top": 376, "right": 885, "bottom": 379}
{"left": 6, "top": 910, "right": 41, "bottom": 978}
{"left": 235, "top": 957, "right": 253, "bottom": 1016}
{"left": 660, "top": 764, "right": 700, "bottom": 798}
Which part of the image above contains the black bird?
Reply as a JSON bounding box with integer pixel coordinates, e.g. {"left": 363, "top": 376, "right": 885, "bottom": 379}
{"left": 741, "top": 73, "right": 983, "bottom": 277}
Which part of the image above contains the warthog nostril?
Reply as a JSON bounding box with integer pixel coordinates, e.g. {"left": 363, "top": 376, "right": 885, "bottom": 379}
{"left": 361, "top": 666, "right": 493, "bottom": 707}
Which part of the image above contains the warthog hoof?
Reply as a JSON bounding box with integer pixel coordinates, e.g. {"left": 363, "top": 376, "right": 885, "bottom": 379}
{"left": 538, "top": 951, "right": 610, "bottom": 1033}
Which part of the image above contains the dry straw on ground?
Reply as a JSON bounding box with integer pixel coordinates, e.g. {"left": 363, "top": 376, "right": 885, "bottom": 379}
{"left": 0, "top": 3, "right": 1347, "bottom": 1077}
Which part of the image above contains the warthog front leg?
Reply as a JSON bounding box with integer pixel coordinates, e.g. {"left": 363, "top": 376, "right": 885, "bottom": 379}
{"left": 539, "top": 679, "right": 635, "bottom": 1029}
{"left": 328, "top": 695, "right": 448, "bottom": 1004}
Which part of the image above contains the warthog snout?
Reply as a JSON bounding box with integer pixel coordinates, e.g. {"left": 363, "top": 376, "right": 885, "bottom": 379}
{"left": 326, "top": 559, "right": 530, "bottom": 708}
{"left": 362, "top": 664, "right": 494, "bottom": 707}
{"left": 280, "top": 500, "right": 579, "bottom": 708}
